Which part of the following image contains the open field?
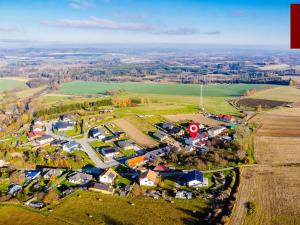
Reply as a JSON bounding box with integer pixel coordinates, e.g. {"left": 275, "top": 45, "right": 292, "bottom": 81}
{"left": 0, "top": 78, "right": 28, "bottom": 92}
{"left": 230, "top": 106, "right": 300, "bottom": 225}
{"left": 247, "top": 86, "right": 300, "bottom": 103}
{"left": 0, "top": 205, "right": 67, "bottom": 225}
{"left": 16, "top": 85, "right": 47, "bottom": 98}
{"left": 229, "top": 165, "right": 300, "bottom": 225}
{"left": 258, "top": 64, "right": 290, "bottom": 70}
{"left": 236, "top": 98, "right": 290, "bottom": 109}
{"left": 61, "top": 82, "right": 272, "bottom": 97}
{"left": 163, "top": 113, "right": 224, "bottom": 127}
{"left": 50, "top": 191, "right": 208, "bottom": 225}
{"left": 114, "top": 118, "right": 158, "bottom": 147}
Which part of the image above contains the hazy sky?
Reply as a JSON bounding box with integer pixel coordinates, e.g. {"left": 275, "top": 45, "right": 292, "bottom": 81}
{"left": 0, "top": 0, "right": 295, "bottom": 48}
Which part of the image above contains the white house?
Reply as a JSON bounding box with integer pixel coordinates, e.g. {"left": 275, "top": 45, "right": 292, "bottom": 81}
{"left": 99, "top": 168, "right": 118, "bottom": 184}
{"left": 36, "top": 135, "right": 53, "bottom": 145}
{"left": 139, "top": 170, "right": 158, "bottom": 187}
{"left": 185, "top": 137, "right": 200, "bottom": 145}
{"left": 208, "top": 126, "right": 227, "bottom": 137}
{"left": 185, "top": 170, "right": 208, "bottom": 188}
{"left": 62, "top": 141, "right": 79, "bottom": 152}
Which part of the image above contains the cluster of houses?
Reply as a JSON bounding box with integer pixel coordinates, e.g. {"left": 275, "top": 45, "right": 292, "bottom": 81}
{"left": 154, "top": 120, "right": 233, "bottom": 154}
{"left": 53, "top": 115, "right": 74, "bottom": 132}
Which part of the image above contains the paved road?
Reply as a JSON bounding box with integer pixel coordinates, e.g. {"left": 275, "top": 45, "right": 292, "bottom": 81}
{"left": 45, "top": 122, "right": 119, "bottom": 169}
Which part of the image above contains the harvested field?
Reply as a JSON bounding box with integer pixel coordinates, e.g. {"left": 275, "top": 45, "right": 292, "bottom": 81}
{"left": 230, "top": 106, "right": 300, "bottom": 225}
{"left": 236, "top": 98, "right": 290, "bottom": 109}
{"left": 114, "top": 118, "right": 157, "bottom": 147}
{"left": 254, "top": 108, "right": 300, "bottom": 137}
{"left": 163, "top": 113, "right": 224, "bottom": 127}
{"left": 229, "top": 165, "right": 300, "bottom": 225}
{"left": 254, "top": 136, "right": 300, "bottom": 164}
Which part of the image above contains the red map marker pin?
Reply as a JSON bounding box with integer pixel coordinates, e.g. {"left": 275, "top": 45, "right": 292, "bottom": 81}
{"left": 188, "top": 122, "right": 199, "bottom": 138}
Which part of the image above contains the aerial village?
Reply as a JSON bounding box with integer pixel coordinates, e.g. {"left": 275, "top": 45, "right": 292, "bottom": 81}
{"left": 0, "top": 112, "right": 239, "bottom": 210}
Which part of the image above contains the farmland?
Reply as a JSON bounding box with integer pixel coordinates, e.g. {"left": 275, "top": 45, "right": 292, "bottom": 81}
{"left": 0, "top": 78, "right": 28, "bottom": 92}
{"left": 229, "top": 106, "right": 300, "bottom": 225}
{"left": 113, "top": 118, "right": 157, "bottom": 147}
{"left": 61, "top": 81, "right": 272, "bottom": 97}
{"left": 246, "top": 86, "right": 300, "bottom": 103}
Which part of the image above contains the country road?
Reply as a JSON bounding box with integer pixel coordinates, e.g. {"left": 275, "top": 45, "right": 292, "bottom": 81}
{"left": 45, "top": 122, "right": 119, "bottom": 169}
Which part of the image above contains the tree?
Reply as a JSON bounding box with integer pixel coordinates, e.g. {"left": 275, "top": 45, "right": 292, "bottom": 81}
{"left": 44, "top": 189, "right": 59, "bottom": 205}
{"left": 256, "top": 104, "right": 262, "bottom": 112}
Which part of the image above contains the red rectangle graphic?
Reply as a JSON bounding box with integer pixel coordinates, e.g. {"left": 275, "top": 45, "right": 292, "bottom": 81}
{"left": 291, "top": 4, "right": 300, "bottom": 49}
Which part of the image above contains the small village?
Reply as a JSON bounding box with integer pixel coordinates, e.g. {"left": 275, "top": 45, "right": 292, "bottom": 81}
{"left": 0, "top": 111, "right": 240, "bottom": 215}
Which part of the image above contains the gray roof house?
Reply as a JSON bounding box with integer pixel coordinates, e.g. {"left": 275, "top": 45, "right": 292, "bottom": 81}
{"left": 68, "top": 172, "right": 93, "bottom": 185}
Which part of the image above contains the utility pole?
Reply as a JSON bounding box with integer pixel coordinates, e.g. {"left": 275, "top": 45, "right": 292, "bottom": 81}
{"left": 200, "top": 84, "right": 204, "bottom": 112}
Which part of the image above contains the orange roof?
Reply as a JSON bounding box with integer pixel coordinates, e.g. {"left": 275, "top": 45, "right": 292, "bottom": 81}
{"left": 127, "top": 155, "right": 148, "bottom": 168}
{"left": 140, "top": 170, "right": 157, "bottom": 182}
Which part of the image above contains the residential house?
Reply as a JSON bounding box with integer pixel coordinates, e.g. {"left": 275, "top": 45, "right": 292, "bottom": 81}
{"left": 89, "top": 128, "right": 106, "bottom": 140}
{"left": 153, "top": 131, "right": 168, "bottom": 142}
{"left": 8, "top": 184, "right": 22, "bottom": 195}
{"left": 104, "top": 135, "right": 119, "bottom": 143}
{"left": 0, "top": 160, "right": 9, "bottom": 168}
{"left": 218, "top": 114, "right": 235, "bottom": 123}
{"left": 99, "top": 147, "right": 119, "bottom": 158}
{"left": 88, "top": 182, "right": 114, "bottom": 194}
{"left": 67, "top": 172, "right": 93, "bottom": 185}
{"left": 115, "top": 131, "right": 126, "bottom": 138}
{"left": 162, "top": 122, "right": 174, "bottom": 130}
{"left": 62, "top": 141, "right": 79, "bottom": 152}
{"left": 153, "top": 165, "right": 169, "bottom": 172}
{"left": 43, "top": 169, "right": 62, "bottom": 180}
{"left": 30, "top": 124, "right": 43, "bottom": 133}
{"left": 184, "top": 145, "right": 196, "bottom": 153}
{"left": 146, "top": 146, "right": 170, "bottom": 162}
{"left": 170, "top": 126, "right": 185, "bottom": 136}
{"left": 117, "top": 140, "right": 136, "bottom": 150}
{"left": 99, "top": 168, "right": 118, "bottom": 184}
{"left": 36, "top": 135, "right": 53, "bottom": 145}
{"left": 25, "top": 170, "right": 41, "bottom": 180}
{"left": 126, "top": 155, "right": 148, "bottom": 169}
{"left": 139, "top": 170, "right": 158, "bottom": 187}
{"left": 27, "top": 131, "right": 43, "bottom": 140}
{"left": 185, "top": 137, "right": 200, "bottom": 145}
{"left": 208, "top": 126, "right": 228, "bottom": 137}
{"left": 60, "top": 114, "right": 73, "bottom": 123}
{"left": 54, "top": 122, "right": 73, "bottom": 132}
{"left": 185, "top": 170, "right": 208, "bottom": 188}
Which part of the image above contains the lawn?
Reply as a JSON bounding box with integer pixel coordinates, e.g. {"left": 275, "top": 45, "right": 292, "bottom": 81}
{"left": 0, "top": 78, "right": 28, "bottom": 92}
{"left": 61, "top": 81, "right": 272, "bottom": 97}
{"left": 49, "top": 190, "right": 209, "bottom": 225}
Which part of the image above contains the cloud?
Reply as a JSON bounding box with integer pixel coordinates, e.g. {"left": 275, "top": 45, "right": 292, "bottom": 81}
{"left": 203, "top": 31, "right": 221, "bottom": 35}
{"left": 153, "top": 28, "right": 220, "bottom": 36}
{"left": 0, "top": 39, "right": 34, "bottom": 43}
{"left": 0, "top": 26, "right": 21, "bottom": 33}
{"left": 69, "top": 0, "right": 95, "bottom": 9}
{"left": 154, "top": 27, "right": 199, "bottom": 35}
{"left": 43, "top": 17, "right": 157, "bottom": 31}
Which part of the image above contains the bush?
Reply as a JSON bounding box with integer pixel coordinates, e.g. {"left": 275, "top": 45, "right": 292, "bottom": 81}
{"left": 245, "top": 201, "right": 256, "bottom": 215}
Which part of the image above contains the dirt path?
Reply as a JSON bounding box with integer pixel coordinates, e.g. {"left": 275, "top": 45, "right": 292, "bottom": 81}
{"left": 229, "top": 107, "right": 300, "bottom": 225}
{"left": 113, "top": 118, "right": 157, "bottom": 147}
{"left": 163, "top": 113, "right": 224, "bottom": 127}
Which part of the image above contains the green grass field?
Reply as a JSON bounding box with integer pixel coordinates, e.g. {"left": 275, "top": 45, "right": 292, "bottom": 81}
{"left": 0, "top": 79, "right": 28, "bottom": 92}
{"left": 61, "top": 81, "right": 272, "bottom": 97}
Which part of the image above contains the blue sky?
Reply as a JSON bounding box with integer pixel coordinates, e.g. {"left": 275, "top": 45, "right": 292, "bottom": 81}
{"left": 0, "top": 0, "right": 295, "bottom": 47}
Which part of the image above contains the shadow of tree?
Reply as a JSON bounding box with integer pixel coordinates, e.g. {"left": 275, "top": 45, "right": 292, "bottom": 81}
{"left": 101, "top": 214, "right": 134, "bottom": 225}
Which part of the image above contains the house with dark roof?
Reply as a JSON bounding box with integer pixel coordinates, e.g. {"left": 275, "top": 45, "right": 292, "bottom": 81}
{"left": 99, "top": 168, "right": 118, "bottom": 184}
{"left": 98, "top": 147, "right": 119, "bottom": 158}
{"left": 185, "top": 170, "right": 208, "bottom": 188}
{"left": 67, "top": 172, "right": 93, "bottom": 185}
{"left": 146, "top": 146, "right": 170, "bottom": 162}
{"left": 54, "top": 122, "right": 74, "bottom": 132}
{"left": 36, "top": 135, "right": 53, "bottom": 145}
{"left": 88, "top": 182, "right": 114, "bottom": 194}
{"left": 162, "top": 122, "right": 174, "bottom": 130}
{"left": 117, "top": 140, "right": 136, "bottom": 150}
{"left": 89, "top": 128, "right": 106, "bottom": 140}
{"left": 62, "top": 141, "right": 80, "bottom": 152}
{"left": 153, "top": 131, "right": 168, "bottom": 142}
{"left": 170, "top": 126, "right": 185, "bottom": 136}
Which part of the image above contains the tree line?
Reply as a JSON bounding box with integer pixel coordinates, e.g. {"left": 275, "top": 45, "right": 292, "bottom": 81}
{"left": 34, "top": 98, "right": 112, "bottom": 117}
